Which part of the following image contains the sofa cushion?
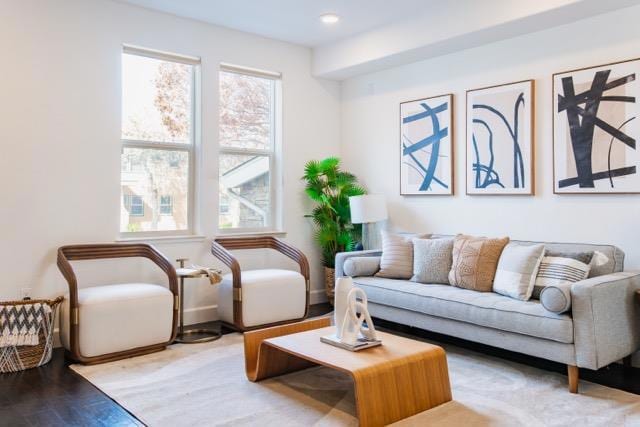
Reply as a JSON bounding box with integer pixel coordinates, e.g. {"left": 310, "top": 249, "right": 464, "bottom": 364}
{"left": 411, "top": 238, "right": 453, "bottom": 285}
{"left": 430, "top": 234, "right": 624, "bottom": 278}
{"left": 493, "top": 243, "right": 545, "bottom": 300}
{"left": 448, "top": 235, "right": 509, "bottom": 292}
{"left": 540, "top": 282, "right": 572, "bottom": 314}
{"left": 343, "top": 256, "right": 380, "bottom": 277}
{"left": 376, "top": 232, "right": 429, "bottom": 279}
{"left": 532, "top": 251, "right": 592, "bottom": 299}
{"left": 353, "top": 276, "right": 574, "bottom": 343}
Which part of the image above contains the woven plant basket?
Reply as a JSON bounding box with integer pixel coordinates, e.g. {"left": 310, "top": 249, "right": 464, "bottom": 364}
{"left": 324, "top": 267, "right": 336, "bottom": 306}
{"left": 0, "top": 296, "right": 63, "bottom": 373}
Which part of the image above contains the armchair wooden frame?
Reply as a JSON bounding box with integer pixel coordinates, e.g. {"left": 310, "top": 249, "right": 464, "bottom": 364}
{"left": 57, "top": 243, "right": 179, "bottom": 365}
{"left": 211, "top": 236, "right": 310, "bottom": 332}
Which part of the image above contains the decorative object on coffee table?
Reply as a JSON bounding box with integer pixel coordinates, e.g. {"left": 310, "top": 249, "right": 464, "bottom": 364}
{"left": 211, "top": 236, "right": 310, "bottom": 332}
{"left": 57, "top": 243, "right": 178, "bottom": 364}
{"left": 333, "top": 276, "right": 353, "bottom": 339}
{"left": 349, "top": 194, "right": 388, "bottom": 250}
{"left": 174, "top": 258, "right": 222, "bottom": 344}
{"left": 301, "top": 157, "right": 366, "bottom": 302}
{"left": 0, "top": 296, "right": 63, "bottom": 373}
{"left": 322, "top": 287, "right": 380, "bottom": 351}
{"left": 244, "top": 318, "right": 451, "bottom": 427}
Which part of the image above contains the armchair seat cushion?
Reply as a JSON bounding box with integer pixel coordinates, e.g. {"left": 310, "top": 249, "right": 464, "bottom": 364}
{"left": 219, "top": 269, "right": 306, "bottom": 328}
{"left": 60, "top": 283, "right": 173, "bottom": 358}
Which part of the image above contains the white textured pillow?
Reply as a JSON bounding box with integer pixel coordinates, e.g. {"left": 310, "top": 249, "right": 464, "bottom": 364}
{"left": 493, "top": 243, "right": 545, "bottom": 300}
{"left": 375, "top": 232, "right": 429, "bottom": 279}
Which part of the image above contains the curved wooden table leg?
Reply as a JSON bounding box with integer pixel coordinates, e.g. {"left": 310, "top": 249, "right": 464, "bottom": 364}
{"left": 244, "top": 317, "right": 331, "bottom": 381}
{"left": 352, "top": 348, "right": 452, "bottom": 427}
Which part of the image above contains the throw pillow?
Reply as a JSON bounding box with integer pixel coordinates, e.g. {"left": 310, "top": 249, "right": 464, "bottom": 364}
{"left": 411, "top": 238, "right": 454, "bottom": 284}
{"left": 492, "top": 243, "right": 545, "bottom": 300}
{"left": 448, "top": 234, "right": 510, "bottom": 292}
{"left": 532, "top": 250, "right": 593, "bottom": 299}
{"left": 343, "top": 256, "right": 381, "bottom": 277}
{"left": 540, "top": 282, "right": 572, "bottom": 314}
{"left": 375, "top": 232, "right": 429, "bottom": 279}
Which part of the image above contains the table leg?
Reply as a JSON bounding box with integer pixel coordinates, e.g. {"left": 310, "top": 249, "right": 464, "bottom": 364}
{"left": 179, "top": 278, "right": 185, "bottom": 336}
{"left": 352, "top": 347, "right": 452, "bottom": 427}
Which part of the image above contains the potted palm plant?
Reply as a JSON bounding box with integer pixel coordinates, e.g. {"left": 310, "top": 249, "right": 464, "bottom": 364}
{"left": 302, "top": 157, "right": 366, "bottom": 303}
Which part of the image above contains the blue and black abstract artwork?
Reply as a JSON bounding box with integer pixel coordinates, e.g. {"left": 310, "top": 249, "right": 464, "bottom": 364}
{"left": 554, "top": 59, "right": 640, "bottom": 193}
{"left": 400, "top": 94, "right": 453, "bottom": 195}
{"left": 466, "top": 81, "right": 534, "bottom": 195}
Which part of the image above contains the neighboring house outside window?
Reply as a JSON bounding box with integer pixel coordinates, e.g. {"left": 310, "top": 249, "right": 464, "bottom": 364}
{"left": 160, "top": 195, "right": 173, "bottom": 215}
{"left": 123, "top": 194, "right": 144, "bottom": 217}
{"left": 218, "top": 64, "right": 281, "bottom": 232}
{"left": 120, "top": 46, "right": 200, "bottom": 235}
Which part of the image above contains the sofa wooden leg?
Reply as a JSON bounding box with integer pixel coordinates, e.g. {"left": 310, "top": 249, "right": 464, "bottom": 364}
{"left": 568, "top": 365, "right": 579, "bottom": 393}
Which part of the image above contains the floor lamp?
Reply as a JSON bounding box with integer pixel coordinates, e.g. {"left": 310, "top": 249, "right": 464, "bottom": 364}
{"left": 349, "top": 195, "right": 388, "bottom": 250}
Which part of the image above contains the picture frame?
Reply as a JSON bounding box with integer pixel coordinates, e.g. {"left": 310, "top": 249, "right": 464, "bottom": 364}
{"left": 399, "top": 93, "right": 454, "bottom": 195}
{"left": 553, "top": 58, "right": 640, "bottom": 194}
{"left": 465, "top": 80, "right": 535, "bottom": 195}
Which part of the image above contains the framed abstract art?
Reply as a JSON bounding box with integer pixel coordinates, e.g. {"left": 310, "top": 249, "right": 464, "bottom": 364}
{"left": 553, "top": 58, "right": 640, "bottom": 194}
{"left": 399, "top": 94, "right": 454, "bottom": 195}
{"left": 466, "top": 80, "right": 535, "bottom": 195}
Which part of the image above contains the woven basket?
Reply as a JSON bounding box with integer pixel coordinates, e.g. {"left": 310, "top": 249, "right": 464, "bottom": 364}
{"left": 0, "top": 296, "right": 63, "bottom": 373}
{"left": 324, "top": 267, "right": 336, "bottom": 306}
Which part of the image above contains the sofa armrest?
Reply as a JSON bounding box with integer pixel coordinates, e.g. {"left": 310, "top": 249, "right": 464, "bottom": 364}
{"left": 571, "top": 271, "right": 640, "bottom": 369}
{"left": 335, "top": 250, "right": 383, "bottom": 278}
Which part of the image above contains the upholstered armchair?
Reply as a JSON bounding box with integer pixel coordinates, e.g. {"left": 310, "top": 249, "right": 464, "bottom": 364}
{"left": 211, "top": 236, "right": 310, "bottom": 331}
{"left": 57, "top": 244, "right": 178, "bottom": 364}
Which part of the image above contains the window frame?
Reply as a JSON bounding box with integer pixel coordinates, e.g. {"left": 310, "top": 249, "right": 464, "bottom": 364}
{"left": 119, "top": 45, "right": 200, "bottom": 238}
{"left": 217, "top": 64, "right": 282, "bottom": 235}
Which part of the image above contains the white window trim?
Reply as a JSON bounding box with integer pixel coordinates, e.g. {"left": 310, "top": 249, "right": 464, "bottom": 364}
{"left": 119, "top": 46, "right": 201, "bottom": 239}
{"left": 218, "top": 64, "right": 283, "bottom": 235}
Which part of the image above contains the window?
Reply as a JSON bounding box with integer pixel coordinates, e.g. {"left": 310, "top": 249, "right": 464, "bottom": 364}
{"left": 123, "top": 194, "right": 144, "bottom": 217}
{"left": 218, "top": 64, "right": 281, "bottom": 231}
{"left": 160, "top": 196, "right": 173, "bottom": 215}
{"left": 120, "top": 46, "right": 199, "bottom": 235}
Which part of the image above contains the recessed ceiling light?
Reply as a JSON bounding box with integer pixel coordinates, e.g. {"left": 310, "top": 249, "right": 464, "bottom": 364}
{"left": 320, "top": 13, "right": 340, "bottom": 24}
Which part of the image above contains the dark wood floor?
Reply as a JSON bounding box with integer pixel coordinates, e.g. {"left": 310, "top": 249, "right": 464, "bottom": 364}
{"left": 2, "top": 303, "right": 639, "bottom": 426}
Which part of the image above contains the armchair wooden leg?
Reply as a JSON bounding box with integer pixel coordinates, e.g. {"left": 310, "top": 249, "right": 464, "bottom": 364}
{"left": 568, "top": 365, "right": 579, "bottom": 393}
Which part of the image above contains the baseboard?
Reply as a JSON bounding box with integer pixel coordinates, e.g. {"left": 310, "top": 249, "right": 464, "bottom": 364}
{"left": 183, "top": 304, "right": 219, "bottom": 325}
{"left": 310, "top": 289, "right": 328, "bottom": 304}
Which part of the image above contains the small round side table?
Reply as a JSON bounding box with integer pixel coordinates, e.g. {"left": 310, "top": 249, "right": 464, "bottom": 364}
{"left": 174, "top": 258, "right": 222, "bottom": 344}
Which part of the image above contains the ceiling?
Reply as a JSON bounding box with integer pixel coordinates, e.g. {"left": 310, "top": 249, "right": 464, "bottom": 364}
{"left": 116, "top": 0, "right": 434, "bottom": 47}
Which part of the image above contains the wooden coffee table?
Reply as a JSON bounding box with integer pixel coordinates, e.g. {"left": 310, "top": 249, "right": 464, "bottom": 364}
{"left": 244, "top": 317, "right": 452, "bottom": 427}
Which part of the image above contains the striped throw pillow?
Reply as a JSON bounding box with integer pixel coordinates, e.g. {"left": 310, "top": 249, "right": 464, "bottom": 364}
{"left": 375, "top": 232, "right": 429, "bottom": 279}
{"left": 534, "top": 255, "right": 591, "bottom": 292}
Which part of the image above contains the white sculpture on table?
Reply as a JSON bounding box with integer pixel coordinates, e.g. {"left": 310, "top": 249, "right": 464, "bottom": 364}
{"left": 339, "top": 287, "right": 378, "bottom": 347}
{"left": 334, "top": 277, "right": 354, "bottom": 340}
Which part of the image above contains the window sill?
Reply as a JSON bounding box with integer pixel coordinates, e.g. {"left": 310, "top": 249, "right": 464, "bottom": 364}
{"left": 214, "top": 230, "right": 287, "bottom": 239}
{"left": 116, "top": 234, "right": 207, "bottom": 244}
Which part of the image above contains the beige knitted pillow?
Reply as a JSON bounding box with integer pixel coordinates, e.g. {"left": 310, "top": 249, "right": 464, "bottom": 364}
{"left": 375, "top": 232, "right": 430, "bottom": 279}
{"left": 448, "top": 234, "right": 509, "bottom": 292}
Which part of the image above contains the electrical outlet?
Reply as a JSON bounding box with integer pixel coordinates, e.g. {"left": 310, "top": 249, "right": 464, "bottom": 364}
{"left": 21, "top": 287, "right": 32, "bottom": 300}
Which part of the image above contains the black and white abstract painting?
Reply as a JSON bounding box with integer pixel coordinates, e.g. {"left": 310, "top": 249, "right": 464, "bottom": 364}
{"left": 466, "top": 80, "right": 534, "bottom": 195}
{"left": 400, "top": 94, "right": 453, "bottom": 195}
{"left": 553, "top": 59, "right": 640, "bottom": 194}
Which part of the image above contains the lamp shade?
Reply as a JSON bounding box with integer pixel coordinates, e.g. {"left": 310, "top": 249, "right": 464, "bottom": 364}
{"left": 349, "top": 194, "right": 388, "bottom": 224}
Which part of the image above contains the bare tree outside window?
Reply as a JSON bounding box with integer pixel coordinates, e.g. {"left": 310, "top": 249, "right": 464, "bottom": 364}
{"left": 120, "top": 50, "right": 197, "bottom": 234}
{"left": 218, "top": 69, "right": 279, "bottom": 230}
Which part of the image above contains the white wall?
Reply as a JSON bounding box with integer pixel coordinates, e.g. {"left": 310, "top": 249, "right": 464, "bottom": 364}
{"left": 0, "top": 0, "right": 340, "bottom": 321}
{"left": 341, "top": 5, "right": 640, "bottom": 269}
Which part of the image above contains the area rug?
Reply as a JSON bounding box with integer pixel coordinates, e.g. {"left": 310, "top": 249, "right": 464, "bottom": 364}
{"left": 71, "top": 333, "right": 640, "bottom": 426}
